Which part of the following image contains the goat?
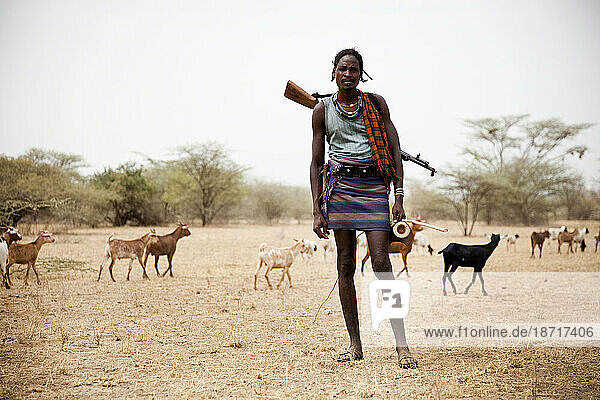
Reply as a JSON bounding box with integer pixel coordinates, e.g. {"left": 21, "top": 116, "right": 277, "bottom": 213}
{"left": 595, "top": 230, "right": 600, "bottom": 253}
{"left": 572, "top": 227, "right": 589, "bottom": 252}
{"left": 439, "top": 234, "right": 500, "bottom": 296}
{"left": 143, "top": 224, "right": 191, "bottom": 278}
{"left": 557, "top": 230, "right": 577, "bottom": 254}
{"left": 97, "top": 229, "right": 155, "bottom": 282}
{"left": 299, "top": 239, "right": 318, "bottom": 265}
{"left": 413, "top": 232, "right": 434, "bottom": 256}
{"left": 254, "top": 239, "right": 310, "bottom": 290}
{"left": 0, "top": 227, "right": 22, "bottom": 289}
{"left": 6, "top": 231, "right": 55, "bottom": 286}
{"left": 501, "top": 234, "right": 519, "bottom": 252}
{"left": 360, "top": 222, "right": 424, "bottom": 277}
{"left": 547, "top": 226, "right": 567, "bottom": 247}
{"left": 320, "top": 237, "right": 336, "bottom": 264}
{"left": 530, "top": 231, "right": 550, "bottom": 258}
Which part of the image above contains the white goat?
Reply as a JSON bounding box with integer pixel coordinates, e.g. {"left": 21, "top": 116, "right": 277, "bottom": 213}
{"left": 413, "top": 232, "right": 434, "bottom": 255}
{"left": 0, "top": 227, "right": 22, "bottom": 289}
{"left": 254, "top": 239, "right": 311, "bottom": 290}
{"left": 320, "top": 237, "right": 336, "bottom": 264}
{"left": 300, "top": 239, "right": 318, "bottom": 265}
{"left": 572, "top": 227, "right": 589, "bottom": 252}
{"left": 547, "top": 226, "right": 567, "bottom": 247}
{"left": 500, "top": 234, "right": 520, "bottom": 252}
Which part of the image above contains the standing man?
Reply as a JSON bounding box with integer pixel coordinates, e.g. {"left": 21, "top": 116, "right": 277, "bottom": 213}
{"left": 310, "top": 48, "right": 417, "bottom": 368}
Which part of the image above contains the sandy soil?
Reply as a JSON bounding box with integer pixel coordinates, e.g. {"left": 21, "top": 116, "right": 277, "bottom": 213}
{"left": 1, "top": 221, "right": 599, "bottom": 399}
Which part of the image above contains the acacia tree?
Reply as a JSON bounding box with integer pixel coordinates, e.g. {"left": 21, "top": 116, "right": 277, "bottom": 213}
{"left": 441, "top": 168, "right": 497, "bottom": 236}
{"left": 0, "top": 156, "right": 74, "bottom": 226}
{"left": 164, "top": 142, "right": 247, "bottom": 226}
{"left": 457, "top": 115, "right": 593, "bottom": 225}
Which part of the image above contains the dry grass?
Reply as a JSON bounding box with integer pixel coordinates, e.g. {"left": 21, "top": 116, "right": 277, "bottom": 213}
{"left": 1, "top": 221, "right": 599, "bottom": 399}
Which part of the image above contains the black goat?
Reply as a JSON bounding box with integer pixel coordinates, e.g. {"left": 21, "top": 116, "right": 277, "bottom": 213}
{"left": 439, "top": 234, "right": 500, "bottom": 296}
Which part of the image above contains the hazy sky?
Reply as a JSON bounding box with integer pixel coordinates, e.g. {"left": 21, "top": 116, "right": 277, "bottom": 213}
{"left": 1, "top": 0, "right": 599, "bottom": 186}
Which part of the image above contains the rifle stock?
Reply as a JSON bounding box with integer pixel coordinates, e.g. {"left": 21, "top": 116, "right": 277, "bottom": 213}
{"left": 284, "top": 80, "right": 438, "bottom": 176}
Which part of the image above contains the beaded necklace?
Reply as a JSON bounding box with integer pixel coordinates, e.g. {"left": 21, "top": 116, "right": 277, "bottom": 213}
{"left": 333, "top": 92, "right": 362, "bottom": 118}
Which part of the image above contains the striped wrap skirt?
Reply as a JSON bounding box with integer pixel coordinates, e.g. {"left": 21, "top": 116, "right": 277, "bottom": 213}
{"left": 323, "top": 156, "right": 390, "bottom": 231}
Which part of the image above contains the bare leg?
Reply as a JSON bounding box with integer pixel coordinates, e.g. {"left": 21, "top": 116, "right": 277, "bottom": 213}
{"left": 334, "top": 230, "right": 363, "bottom": 360}
{"left": 366, "top": 230, "right": 416, "bottom": 368}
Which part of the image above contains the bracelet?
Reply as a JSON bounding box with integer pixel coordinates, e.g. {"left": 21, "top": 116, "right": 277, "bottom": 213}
{"left": 394, "top": 187, "right": 404, "bottom": 196}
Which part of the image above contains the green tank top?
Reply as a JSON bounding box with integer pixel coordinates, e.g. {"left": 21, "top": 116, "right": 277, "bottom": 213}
{"left": 323, "top": 96, "right": 372, "bottom": 160}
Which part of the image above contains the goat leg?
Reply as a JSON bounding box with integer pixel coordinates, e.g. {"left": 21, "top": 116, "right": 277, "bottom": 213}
{"left": 254, "top": 260, "right": 263, "bottom": 290}
{"left": 32, "top": 262, "right": 41, "bottom": 285}
{"left": 137, "top": 257, "right": 150, "bottom": 280}
{"left": 127, "top": 259, "right": 134, "bottom": 281}
{"left": 264, "top": 266, "right": 274, "bottom": 289}
{"left": 108, "top": 259, "right": 117, "bottom": 283}
{"left": 478, "top": 271, "right": 487, "bottom": 296}
{"left": 464, "top": 271, "right": 477, "bottom": 295}
{"left": 5, "top": 262, "right": 13, "bottom": 287}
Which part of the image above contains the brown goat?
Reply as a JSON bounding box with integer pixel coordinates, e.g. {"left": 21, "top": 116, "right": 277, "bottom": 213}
{"left": 360, "top": 222, "right": 424, "bottom": 277}
{"left": 6, "top": 231, "right": 55, "bottom": 286}
{"left": 595, "top": 230, "right": 600, "bottom": 253}
{"left": 557, "top": 230, "right": 576, "bottom": 254}
{"left": 143, "top": 224, "right": 191, "bottom": 278}
{"left": 530, "top": 231, "right": 550, "bottom": 258}
{"left": 97, "top": 230, "right": 155, "bottom": 282}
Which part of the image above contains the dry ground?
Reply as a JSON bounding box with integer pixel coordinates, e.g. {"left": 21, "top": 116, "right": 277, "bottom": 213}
{"left": 1, "top": 221, "right": 599, "bottom": 399}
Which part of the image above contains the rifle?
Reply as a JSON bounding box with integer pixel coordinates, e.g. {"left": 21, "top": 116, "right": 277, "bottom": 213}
{"left": 284, "top": 80, "right": 438, "bottom": 177}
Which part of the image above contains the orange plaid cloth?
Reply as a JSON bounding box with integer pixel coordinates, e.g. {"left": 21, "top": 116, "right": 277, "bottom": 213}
{"left": 359, "top": 90, "right": 401, "bottom": 187}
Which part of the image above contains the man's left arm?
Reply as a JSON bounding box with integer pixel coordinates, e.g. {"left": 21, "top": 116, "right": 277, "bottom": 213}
{"left": 374, "top": 94, "right": 405, "bottom": 222}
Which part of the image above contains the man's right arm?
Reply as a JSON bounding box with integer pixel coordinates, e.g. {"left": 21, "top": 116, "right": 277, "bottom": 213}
{"left": 310, "top": 102, "right": 328, "bottom": 238}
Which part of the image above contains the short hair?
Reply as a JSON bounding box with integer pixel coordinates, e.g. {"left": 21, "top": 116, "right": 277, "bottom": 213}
{"left": 331, "top": 48, "right": 372, "bottom": 82}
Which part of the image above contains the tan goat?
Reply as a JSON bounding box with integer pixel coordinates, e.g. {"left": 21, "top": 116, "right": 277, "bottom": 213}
{"left": 254, "top": 239, "right": 310, "bottom": 290}
{"left": 557, "top": 230, "right": 576, "bottom": 254}
{"left": 97, "top": 230, "right": 155, "bottom": 282}
{"left": 6, "top": 231, "right": 55, "bottom": 286}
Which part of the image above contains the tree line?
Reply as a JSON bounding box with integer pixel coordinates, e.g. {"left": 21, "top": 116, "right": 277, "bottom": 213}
{"left": 2, "top": 115, "right": 597, "bottom": 232}
{"left": 0, "top": 142, "right": 312, "bottom": 228}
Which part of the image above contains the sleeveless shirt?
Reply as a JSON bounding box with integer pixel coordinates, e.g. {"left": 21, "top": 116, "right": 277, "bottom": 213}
{"left": 323, "top": 96, "right": 372, "bottom": 160}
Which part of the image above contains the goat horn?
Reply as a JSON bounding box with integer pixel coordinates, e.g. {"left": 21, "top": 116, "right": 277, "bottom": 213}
{"left": 402, "top": 219, "right": 448, "bottom": 233}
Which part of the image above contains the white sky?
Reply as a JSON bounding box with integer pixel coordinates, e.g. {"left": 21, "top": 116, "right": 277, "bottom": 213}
{"left": 1, "top": 0, "right": 599, "bottom": 187}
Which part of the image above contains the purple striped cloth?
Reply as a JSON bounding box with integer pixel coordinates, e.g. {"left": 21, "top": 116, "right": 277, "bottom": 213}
{"left": 324, "top": 156, "right": 390, "bottom": 231}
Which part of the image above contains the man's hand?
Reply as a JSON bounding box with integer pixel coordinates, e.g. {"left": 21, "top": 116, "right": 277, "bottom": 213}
{"left": 391, "top": 198, "right": 406, "bottom": 223}
{"left": 313, "top": 213, "right": 329, "bottom": 239}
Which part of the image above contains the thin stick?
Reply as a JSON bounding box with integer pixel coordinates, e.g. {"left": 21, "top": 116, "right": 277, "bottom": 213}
{"left": 312, "top": 277, "right": 339, "bottom": 324}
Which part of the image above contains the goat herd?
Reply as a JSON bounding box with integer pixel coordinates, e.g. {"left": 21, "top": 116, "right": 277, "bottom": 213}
{"left": 0, "top": 222, "right": 598, "bottom": 295}
{"left": 254, "top": 222, "right": 599, "bottom": 296}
